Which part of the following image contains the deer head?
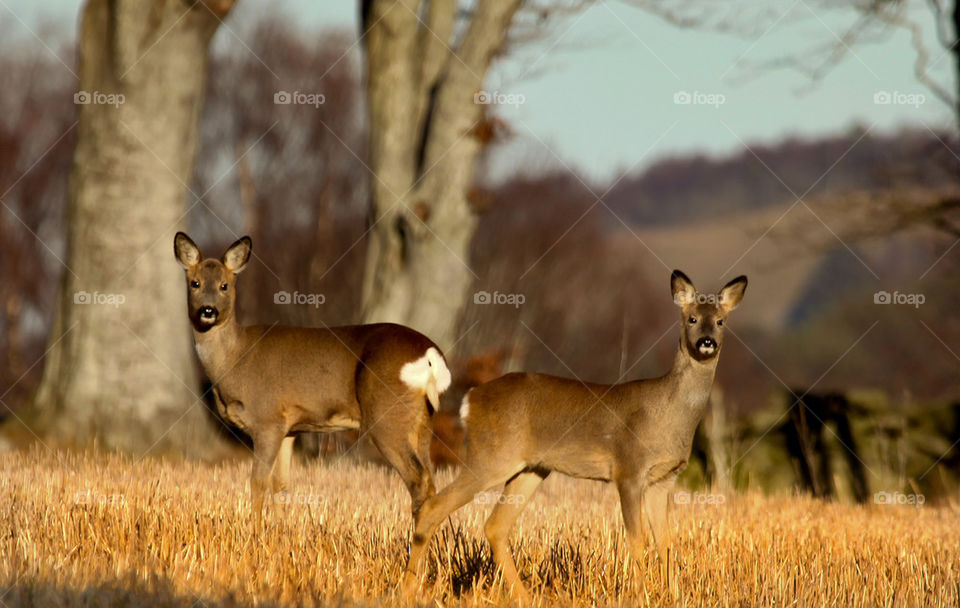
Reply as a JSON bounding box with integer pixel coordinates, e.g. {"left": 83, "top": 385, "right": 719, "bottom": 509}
{"left": 671, "top": 270, "right": 747, "bottom": 363}
{"left": 174, "top": 232, "right": 251, "bottom": 333}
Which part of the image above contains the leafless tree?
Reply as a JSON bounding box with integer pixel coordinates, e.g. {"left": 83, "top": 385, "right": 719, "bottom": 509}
{"left": 359, "top": 0, "right": 528, "bottom": 350}
{"left": 31, "top": 0, "right": 236, "bottom": 456}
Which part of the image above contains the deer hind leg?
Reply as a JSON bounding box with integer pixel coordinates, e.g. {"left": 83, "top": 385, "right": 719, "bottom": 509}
{"left": 272, "top": 435, "right": 295, "bottom": 494}
{"left": 358, "top": 366, "right": 437, "bottom": 518}
{"left": 373, "top": 428, "right": 435, "bottom": 517}
{"left": 484, "top": 470, "right": 548, "bottom": 603}
{"left": 402, "top": 464, "right": 523, "bottom": 597}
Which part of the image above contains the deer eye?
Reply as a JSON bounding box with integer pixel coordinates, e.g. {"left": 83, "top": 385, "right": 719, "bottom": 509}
{"left": 220, "top": 283, "right": 228, "bottom": 291}
{"left": 190, "top": 280, "right": 200, "bottom": 289}
{"left": 688, "top": 316, "right": 697, "bottom": 325}
{"left": 717, "top": 319, "right": 724, "bottom": 326}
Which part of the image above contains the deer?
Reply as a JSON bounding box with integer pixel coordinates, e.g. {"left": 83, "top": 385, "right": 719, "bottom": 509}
{"left": 401, "top": 270, "right": 747, "bottom": 600}
{"left": 173, "top": 232, "right": 451, "bottom": 529}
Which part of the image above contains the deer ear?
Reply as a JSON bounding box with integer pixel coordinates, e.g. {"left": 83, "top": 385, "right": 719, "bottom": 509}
{"left": 671, "top": 270, "right": 696, "bottom": 307}
{"left": 719, "top": 275, "right": 748, "bottom": 313}
{"left": 222, "top": 236, "right": 252, "bottom": 273}
{"left": 174, "top": 232, "right": 201, "bottom": 269}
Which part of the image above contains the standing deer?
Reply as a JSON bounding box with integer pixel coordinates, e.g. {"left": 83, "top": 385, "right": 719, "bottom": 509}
{"left": 173, "top": 233, "right": 451, "bottom": 528}
{"left": 401, "top": 270, "right": 747, "bottom": 600}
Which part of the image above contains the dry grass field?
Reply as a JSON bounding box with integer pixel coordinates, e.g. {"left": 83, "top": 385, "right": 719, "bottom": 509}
{"left": 1, "top": 446, "right": 958, "bottom": 607}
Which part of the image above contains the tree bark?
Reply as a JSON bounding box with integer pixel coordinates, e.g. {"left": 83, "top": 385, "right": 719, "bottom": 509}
{"left": 30, "top": 0, "right": 233, "bottom": 456}
{"left": 361, "top": 0, "right": 523, "bottom": 350}
{"left": 952, "top": 0, "right": 960, "bottom": 131}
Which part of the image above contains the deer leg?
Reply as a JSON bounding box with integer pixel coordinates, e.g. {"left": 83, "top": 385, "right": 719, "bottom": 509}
{"left": 642, "top": 478, "right": 676, "bottom": 558}
{"left": 617, "top": 479, "right": 647, "bottom": 567}
{"left": 358, "top": 363, "right": 437, "bottom": 518}
{"left": 365, "top": 387, "right": 437, "bottom": 518}
{"left": 250, "top": 427, "right": 285, "bottom": 532}
{"left": 370, "top": 425, "right": 435, "bottom": 519}
{"left": 272, "top": 436, "right": 295, "bottom": 494}
{"left": 402, "top": 466, "right": 518, "bottom": 597}
{"left": 484, "top": 470, "right": 547, "bottom": 603}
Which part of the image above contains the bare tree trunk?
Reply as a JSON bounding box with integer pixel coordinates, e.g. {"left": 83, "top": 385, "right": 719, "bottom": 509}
{"left": 953, "top": 0, "right": 960, "bottom": 131}
{"left": 30, "top": 0, "right": 234, "bottom": 456}
{"left": 361, "top": 0, "right": 523, "bottom": 349}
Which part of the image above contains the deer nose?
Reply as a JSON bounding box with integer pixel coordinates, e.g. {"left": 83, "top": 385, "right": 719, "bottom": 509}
{"left": 695, "top": 337, "right": 717, "bottom": 353}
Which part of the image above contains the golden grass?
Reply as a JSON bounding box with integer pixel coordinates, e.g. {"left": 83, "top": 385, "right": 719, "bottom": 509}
{"left": 1, "top": 446, "right": 958, "bottom": 607}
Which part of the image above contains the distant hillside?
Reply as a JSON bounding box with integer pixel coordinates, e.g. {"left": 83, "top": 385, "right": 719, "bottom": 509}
{"left": 604, "top": 127, "right": 957, "bottom": 227}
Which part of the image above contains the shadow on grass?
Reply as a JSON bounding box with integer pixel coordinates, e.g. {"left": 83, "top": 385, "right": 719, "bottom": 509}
{"left": 1, "top": 574, "right": 375, "bottom": 608}
{"left": 426, "top": 524, "right": 630, "bottom": 600}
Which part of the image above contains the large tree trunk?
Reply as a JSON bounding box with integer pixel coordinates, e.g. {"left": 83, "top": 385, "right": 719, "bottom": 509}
{"left": 361, "top": 0, "right": 522, "bottom": 349}
{"left": 30, "top": 0, "right": 234, "bottom": 456}
{"left": 953, "top": 0, "right": 960, "bottom": 131}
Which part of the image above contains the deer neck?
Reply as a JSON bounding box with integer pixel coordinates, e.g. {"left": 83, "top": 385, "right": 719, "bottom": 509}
{"left": 193, "top": 315, "right": 245, "bottom": 383}
{"left": 666, "top": 338, "right": 718, "bottom": 423}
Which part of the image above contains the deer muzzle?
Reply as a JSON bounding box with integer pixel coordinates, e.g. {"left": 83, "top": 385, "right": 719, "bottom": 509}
{"left": 695, "top": 337, "right": 717, "bottom": 355}
{"left": 198, "top": 306, "right": 218, "bottom": 325}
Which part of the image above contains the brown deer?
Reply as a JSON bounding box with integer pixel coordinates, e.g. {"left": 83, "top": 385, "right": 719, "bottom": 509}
{"left": 173, "top": 233, "right": 451, "bottom": 528}
{"left": 401, "top": 270, "right": 747, "bottom": 600}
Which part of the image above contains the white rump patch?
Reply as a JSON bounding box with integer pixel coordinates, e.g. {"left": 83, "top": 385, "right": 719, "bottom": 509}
{"left": 459, "top": 392, "right": 471, "bottom": 421}
{"left": 399, "top": 347, "right": 452, "bottom": 407}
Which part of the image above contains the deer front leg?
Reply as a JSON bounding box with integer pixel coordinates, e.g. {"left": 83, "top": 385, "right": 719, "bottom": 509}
{"left": 272, "top": 436, "right": 295, "bottom": 495}
{"left": 642, "top": 477, "right": 676, "bottom": 558}
{"left": 617, "top": 479, "right": 647, "bottom": 567}
{"left": 250, "top": 426, "right": 285, "bottom": 532}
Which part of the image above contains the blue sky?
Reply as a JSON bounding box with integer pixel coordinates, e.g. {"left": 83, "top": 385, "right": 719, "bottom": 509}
{"left": 5, "top": 0, "right": 955, "bottom": 182}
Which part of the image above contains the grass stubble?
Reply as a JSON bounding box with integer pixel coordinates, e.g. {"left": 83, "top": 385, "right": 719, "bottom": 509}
{"left": 0, "top": 446, "right": 957, "bottom": 607}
